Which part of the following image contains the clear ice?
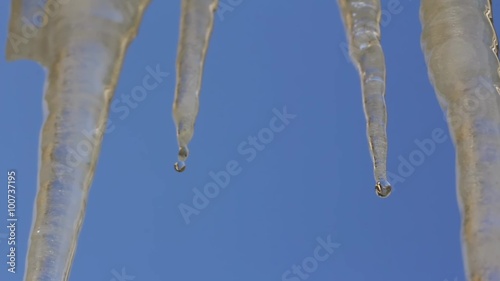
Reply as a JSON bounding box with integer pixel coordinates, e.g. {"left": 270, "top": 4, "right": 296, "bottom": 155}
{"left": 5, "top": 0, "right": 500, "bottom": 280}
{"left": 173, "top": 0, "right": 219, "bottom": 172}
{"left": 337, "top": 0, "right": 392, "bottom": 198}
{"left": 6, "top": 0, "right": 150, "bottom": 280}
{"left": 421, "top": 0, "right": 500, "bottom": 279}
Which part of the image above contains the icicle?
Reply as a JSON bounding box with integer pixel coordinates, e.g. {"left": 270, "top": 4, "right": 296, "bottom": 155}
{"left": 6, "top": 1, "right": 150, "bottom": 280}
{"left": 337, "top": 0, "right": 391, "bottom": 197}
{"left": 173, "top": 0, "right": 218, "bottom": 172}
{"left": 421, "top": 0, "right": 500, "bottom": 279}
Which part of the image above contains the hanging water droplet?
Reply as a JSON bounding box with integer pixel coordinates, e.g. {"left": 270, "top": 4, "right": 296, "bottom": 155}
{"left": 375, "top": 180, "right": 392, "bottom": 198}
{"left": 174, "top": 146, "right": 188, "bottom": 172}
{"left": 174, "top": 161, "right": 186, "bottom": 172}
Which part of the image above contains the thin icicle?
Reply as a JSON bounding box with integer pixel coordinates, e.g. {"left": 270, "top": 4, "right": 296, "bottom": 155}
{"left": 421, "top": 0, "right": 500, "bottom": 279}
{"left": 173, "top": 0, "right": 218, "bottom": 172}
{"left": 6, "top": 1, "right": 150, "bottom": 280}
{"left": 337, "top": 0, "right": 391, "bottom": 197}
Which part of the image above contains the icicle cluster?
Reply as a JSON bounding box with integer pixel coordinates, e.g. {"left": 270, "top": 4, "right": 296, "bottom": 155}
{"left": 6, "top": 0, "right": 150, "bottom": 280}
{"left": 6, "top": 0, "right": 500, "bottom": 280}
{"left": 421, "top": 0, "right": 500, "bottom": 279}
{"left": 337, "top": 0, "right": 392, "bottom": 197}
{"left": 173, "top": 0, "right": 219, "bottom": 172}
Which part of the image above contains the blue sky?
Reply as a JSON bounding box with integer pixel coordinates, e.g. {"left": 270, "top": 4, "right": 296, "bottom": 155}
{"left": 1, "top": 0, "right": 490, "bottom": 280}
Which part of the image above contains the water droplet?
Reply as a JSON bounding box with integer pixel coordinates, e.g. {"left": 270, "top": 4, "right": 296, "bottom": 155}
{"left": 174, "top": 161, "right": 186, "bottom": 172}
{"left": 375, "top": 180, "right": 392, "bottom": 198}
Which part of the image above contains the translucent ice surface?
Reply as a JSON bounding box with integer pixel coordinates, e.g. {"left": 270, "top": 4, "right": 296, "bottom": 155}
{"left": 5, "top": 0, "right": 500, "bottom": 280}
{"left": 6, "top": 0, "right": 150, "bottom": 280}
{"left": 421, "top": 0, "right": 500, "bottom": 279}
{"left": 337, "top": 0, "right": 391, "bottom": 197}
{"left": 172, "top": 0, "right": 218, "bottom": 172}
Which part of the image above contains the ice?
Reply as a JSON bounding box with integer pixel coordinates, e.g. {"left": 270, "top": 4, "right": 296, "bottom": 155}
{"left": 421, "top": 0, "right": 500, "bottom": 279}
{"left": 6, "top": 0, "right": 500, "bottom": 280}
{"left": 172, "top": 0, "right": 219, "bottom": 172}
{"left": 6, "top": 0, "right": 150, "bottom": 280}
{"left": 337, "top": 0, "right": 391, "bottom": 197}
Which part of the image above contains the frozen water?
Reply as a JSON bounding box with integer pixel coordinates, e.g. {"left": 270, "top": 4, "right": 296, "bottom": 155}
{"left": 5, "top": 0, "right": 500, "bottom": 280}
{"left": 338, "top": 0, "right": 392, "bottom": 197}
{"left": 421, "top": 0, "right": 500, "bottom": 279}
{"left": 6, "top": 0, "right": 151, "bottom": 280}
{"left": 172, "top": 0, "right": 218, "bottom": 170}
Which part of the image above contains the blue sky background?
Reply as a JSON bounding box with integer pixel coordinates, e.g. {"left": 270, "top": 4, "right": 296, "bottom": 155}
{"left": 1, "top": 0, "right": 491, "bottom": 280}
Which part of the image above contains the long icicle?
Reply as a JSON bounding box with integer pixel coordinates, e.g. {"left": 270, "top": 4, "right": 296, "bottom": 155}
{"left": 6, "top": 0, "right": 150, "bottom": 280}
{"left": 173, "top": 0, "right": 219, "bottom": 172}
{"left": 421, "top": 0, "right": 500, "bottom": 279}
{"left": 338, "top": 0, "right": 392, "bottom": 197}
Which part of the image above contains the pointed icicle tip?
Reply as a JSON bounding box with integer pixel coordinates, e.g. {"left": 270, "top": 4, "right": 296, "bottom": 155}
{"left": 338, "top": 0, "right": 391, "bottom": 197}
{"left": 174, "top": 146, "right": 188, "bottom": 172}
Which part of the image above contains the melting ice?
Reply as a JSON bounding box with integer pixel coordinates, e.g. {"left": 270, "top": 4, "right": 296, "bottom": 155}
{"left": 5, "top": 0, "right": 500, "bottom": 280}
{"left": 6, "top": 0, "right": 150, "bottom": 280}
{"left": 337, "top": 0, "right": 392, "bottom": 198}
{"left": 173, "top": 0, "right": 219, "bottom": 172}
{"left": 421, "top": 0, "right": 500, "bottom": 279}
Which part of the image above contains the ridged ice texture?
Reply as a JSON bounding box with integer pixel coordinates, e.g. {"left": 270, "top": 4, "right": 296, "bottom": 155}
{"left": 6, "top": 0, "right": 150, "bottom": 280}
{"left": 337, "top": 0, "right": 391, "bottom": 197}
{"left": 173, "top": 0, "right": 218, "bottom": 172}
{"left": 421, "top": 0, "right": 500, "bottom": 280}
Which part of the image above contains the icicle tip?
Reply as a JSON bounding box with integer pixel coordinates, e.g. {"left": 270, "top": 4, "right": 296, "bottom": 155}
{"left": 174, "top": 146, "right": 188, "bottom": 172}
